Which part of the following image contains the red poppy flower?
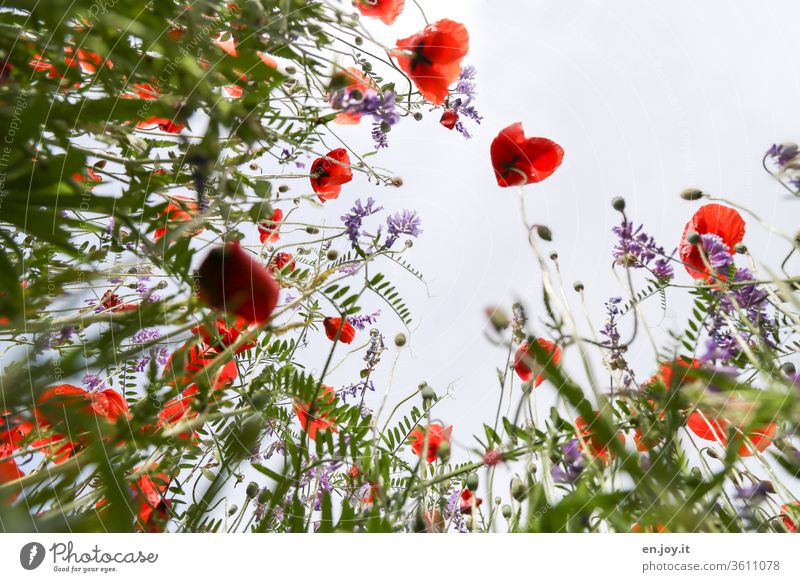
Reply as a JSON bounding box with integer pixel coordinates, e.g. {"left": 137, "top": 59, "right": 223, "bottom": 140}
{"left": 687, "top": 412, "right": 776, "bottom": 456}
{"left": 409, "top": 423, "right": 452, "bottom": 463}
{"left": 657, "top": 357, "right": 701, "bottom": 390}
{"left": 72, "top": 165, "right": 102, "bottom": 187}
{"left": 347, "top": 465, "right": 379, "bottom": 504}
{"left": 513, "top": 338, "right": 562, "bottom": 387}
{"left": 64, "top": 46, "right": 110, "bottom": 74}
{"left": 258, "top": 208, "right": 283, "bottom": 244}
{"left": 0, "top": 457, "right": 24, "bottom": 502}
{"left": 212, "top": 32, "right": 238, "bottom": 57}
{"left": 258, "top": 51, "right": 278, "bottom": 69}
{"left": 154, "top": 196, "right": 202, "bottom": 240}
{"left": 133, "top": 472, "right": 171, "bottom": 532}
{"left": 223, "top": 84, "right": 243, "bottom": 98}
{"left": 331, "top": 68, "right": 375, "bottom": 125}
{"left": 137, "top": 116, "right": 186, "bottom": 134}
{"left": 163, "top": 342, "right": 238, "bottom": 391}
{"left": 323, "top": 317, "right": 355, "bottom": 344}
{"left": 294, "top": 385, "right": 338, "bottom": 440}
{"left": 394, "top": 19, "right": 469, "bottom": 105}
{"left": 310, "top": 148, "right": 353, "bottom": 201}
{"left": 490, "top": 123, "right": 564, "bottom": 187}
{"left": 124, "top": 82, "right": 159, "bottom": 100}
{"left": 439, "top": 109, "right": 458, "bottom": 130}
{"left": 679, "top": 204, "right": 745, "bottom": 279}
{"left": 192, "top": 317, "right": 255, "bottom": 354}
{"left": 198, "top": 240, "right": 280, "bottom": 325}
{"left": 575, "top": 413, "right": 625, "bottom": 463}
{"left": 780, "top": 503, "right": 800, "bottom": 533}
{"left": 632, "top": 400, "right": 665, "bottom": 452}
{"left": 356, "top": 0, "right": 405, "bottom": 25}
{"left": 270, "top": 252, "right": 296, "bottom": 273}
{"left": 422, "top": 509, "right": 445, "bottom": 532}
{"left": 459, "top": 488, "right": 482, "bottom": 515}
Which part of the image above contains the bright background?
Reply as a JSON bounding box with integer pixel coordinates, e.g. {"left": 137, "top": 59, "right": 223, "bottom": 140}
{"left": 313, "top": 0, "right": 800, "bottom": 461}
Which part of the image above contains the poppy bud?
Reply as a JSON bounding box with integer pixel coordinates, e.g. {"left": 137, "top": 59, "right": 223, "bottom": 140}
{"left": 228, "top": 504, "right": 238, "bottom": 515}
{"left": 494, "top": 496, "right": 501, "bottom": 505}
{"left": 611, "top": 196, "right": 626, "bottom": 212}
{"left": 705, "top": 448, "right": 721, "bottom": 460}
{"left": 549, "top": 251, "right": 558, "bottom": 261}
{"left": 278, "top": 185, "right": 289, "bottom": 193}
{"left": 246, "top": 481, "right": 259, "bottom": 498}
{"left": 686, "top": 231, "right": 700, "bottom": 245}
{"left": 510, "top": 476, "right": 527, "bottom": 501}
{"left": 306, "top": 226, "right": 319, "bottom": 234}
{"left": 501, "top": 504, "right": 512, "bottom": 519}
{"left": 390, "top": 176, "right": 403, "bottom": 187}
{"left": 420, "top": 384, "right": 436, "bottom": 402}
{"left": 285, "top": 66, "right": 296, "bottom": 75}
{"left": 413, "top": 112, "right": 423, "bottom": 121}
{"left": 198, "top": 241, "right": 280, "bottom": 325}
{"left": 761, "top": 480, "right": 776, "bottom": 494}
{"left": 528, "top": 461, "right": 537, "bottom": 475}
{"left": 465, "top": 473, "right": 479, "bottom": 491}
{"left": 536, "top": 225, "right": 552, "bottom": 241}
{"left": 394, "top": 332, "right": 407, "bottom": 347}
{"left": 680, "top": 188, "right": 704, "bottom": 201}
{"left": 781, "top": 362, "right": 796, "bottom": 376}
{"left": 436, "top": 440, "right": 450, "bottom": 461}
{"left": 734, "top": 243, "right": 747, "bottom": 254}
{"left": 250, "top": 391, "right": 268, "bottom": 410}
{"left": 485, "top": 306, "right": 510, "bottom": 331}
{"left": 326, "top": 248, "right": 338, "bottom": 261}
{"left": 354, "top": 36, "right": 363, "bottom": 46}
{"left": 257, "top": 488, "right": 271, "bottom": 504}
{"left": 573, "top": 281, "right": 584, "bottom": 292}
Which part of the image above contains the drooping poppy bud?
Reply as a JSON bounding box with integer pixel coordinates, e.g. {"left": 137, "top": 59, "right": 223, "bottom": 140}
{"left": 439, "top": 109, "right": 459, "bottom": 130}
{"left": 323, "top": 317, "right": 355, "bottom": 344}
{"left": 198, "top": 241, "right": 279, "bottom": 325}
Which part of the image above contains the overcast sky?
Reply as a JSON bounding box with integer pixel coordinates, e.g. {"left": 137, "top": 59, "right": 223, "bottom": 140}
{"left": 306, "top": 0, "right": 800, "bottom": 460}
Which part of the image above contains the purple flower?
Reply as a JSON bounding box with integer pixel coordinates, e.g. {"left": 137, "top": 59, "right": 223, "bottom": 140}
{"left": 385, "top": 210, "right": 422, "bottom": 248}
{"left": 551, "top": 438, "right": 584, "bottom": 484}
{"left": 371, "top": 121, "right": 389, "bottom": 149}
{"left": 766, "top": 143, "right": 799, "bottom": 168}
{"left": 83, "top": 373, "right": 107, "bottom": 391}
{"left": 347, "top": 309, "right": 381, "bottom": 330}
{"left": 612, "top": 220, "right": 673, "bottom": 281}
{"left": 153, "top": 346, "right": 170, "bottom": 367}
{"left": 132, "top": 327, "right": 160, "bottom": 345}
{"left": 699, "top": 233, "right": 733, "bottom": 274}
{"left": 341, "top": 197, "right": 383, "bottom": 246}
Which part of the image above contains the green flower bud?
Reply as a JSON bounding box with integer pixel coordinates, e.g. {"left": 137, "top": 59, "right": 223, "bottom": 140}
{"left": 501, "top": 504, "right": 513, "bottom": 519}
{"left": 326, "top": 248, "right": 339, "bottom": 261}
{"left": 734, "top": 243, "right": 747, "bottom": 254}
{"left": 536, "top": 225, "right": 552, "bottom": 241}
{"left": 437, "top": 440, "right": 450, "bottom": 462}
{"left": 228, "top": 504, "right": 239, "bottom": 516}
{"left": 306, "top": 226, "right": 320, "bottom": 234}
{"left": 573, "top": 281, "right": 584, "bottom": 292}
{"left": 510, "top": 476, "right": 527, "bottom": 501}
{"left": 394, "top": 332, "right": 407, "bottom": 347}
{"left": 420, "top": 384, "right": 436, "bottom": 402}
{"left": 285, "top": 66, "right": 297, "bottom": 75}
{"left": 686, "top": 231, "right": 700, "bottom": 245}
{"left": 413, "top": 112, "right": 423, "bottom": 121}
{"left": 246, "top": 482, "right": 259, "bottom": 498}
{"left": 257, "top": 488, "right": 271, "bottom": 504}
{"left": 465, "top": 473, "right": 479, "bottom": 491}
{"left": 781, "top": 362, "right": 796, "bottom": 376}
{"left": 278, "top": 184, "right": 289, "bottom": 193}
{"left": 354, "top": 36, "right": 363, "bottom": 46}
{"left": 680, "top": 188, "right": 704, "bottom": 201}
{"left": 485, "top": 306, "right": 510, "bottom": 331}
{"left": 611, "top": 196, "right": 626, "bottom": 212}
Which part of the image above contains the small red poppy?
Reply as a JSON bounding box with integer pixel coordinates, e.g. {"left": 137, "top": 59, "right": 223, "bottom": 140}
{"left": 409, "top": 423, "right": 452, "bottom": 463}
{"left": 331, "top": 68, "right": 375, "bottom": 125}
{"left": 323, "top": 317, "right": 355, "bottom": 344}
{"left": 198, "top": 241, "right": 280, "bottom": 325}
{"left": 258, "top": 208, "right": 283, "bottom": 244}
{"left": 310, "top": 148, "right": 353, "bottom": 201}
{"left": 192, "top": 317, "right": 255, "bottom": 354}
{"left": 154, "top": 196, "right": 201, "bottom": 240}
{"left": 395, "top": 19, "right": 469, "bottom": 105}
{"left": 439, "top": 109, "right": 459, "bottom": 130}
{"left": 687, "top": 411, "right": 776, "bottom": 456}
{"left": 133, "top": 472, "right": 171, "bottom": 532}
{"left": 459, "top": 488, "right": 482, "bottom": 514}
{"left": 780, "top": 503, "right": 800, "bottom": 533}
{"left": 137, "top": 116, "right": 186, "bottom": 134}
{"left": 294, "top": 386, "right": 338, "bottom": 440}
{"left": 679, "top": 204, "right": 745, "bottom": 279}
{"left": 0, "top": 457, "right": 24, "bottom": 501}
{"left": 97, "top": 289, "right": 138, "bottom": 313}
{"left": 163, "top": 342, "right": 239, "bottom": 391}
{"left": 490, "top": 123, "right": 564, "bottom": 187}
{"left": 212, "top": 32, "right": 238, "bottom": 57}
{"left": 356, "top": 0, "right": 405, "bottom": 25}
{"left": 513, "top": 338, "right": 562, "bottom": 387}
{"left": 575, "top": 413, "right": 625, "bottom": 463}
{"left": 270, "top": 252, "right": 296, "bottom": 273}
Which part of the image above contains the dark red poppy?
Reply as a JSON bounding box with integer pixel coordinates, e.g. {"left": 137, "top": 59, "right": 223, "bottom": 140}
{"left": 192, "top": 317, "right": 255, "bottom": 354}
{"left": 356, "top": 0, "right": 405, "bottom": 25}
{"left": 137, "top": 116, "right": 186, "bottom": 134}
{"left": 575, "top": 413, "right": 625, "bottom": 463}
{"left": 154, "top": 196, "right": 201, "bottom": 240}
{"left": 459, "top": 488, "right": 482, "bottom": 515}
{"left": 394, "top": 19, "right": 469, "bottom": 105}
{"left": 679, "top": 204, "right": 745, "bottom": 279}
{"left": 97, "top": 289, "right": 138, "bottom": 313}
{"left": 198, "top": 240, "right": 280, "bottom": 325}
{"left": 310, "top": 148, "right": 353, "bottom": 201}
{"left": 513, "top": 338, "right": 562, "bottom": 387}
{"left": 270, "top": 252, "right": 296, "bottom": 273}
{"left": 490, "top": 123, "right": 564, "bottom": 187}
{"left": 294, "top": 385, "right": 337, "bottom": 440}
{"left": 331, "top": 68, "right": 375, "bottom": 125}
{"left": 439, "top": 109, "right": 459, "bottom": 130}
{"left": 409, "top": 423, "right": 452, "bottom": 463}
{"left": 133, "top": 472, "right": 171, "bottom": 532}
{"left": 323, "top": 317, "right": 355, "bottom": 344}
{"left": 258, "top": 208, "right": 284, "bottom": 244}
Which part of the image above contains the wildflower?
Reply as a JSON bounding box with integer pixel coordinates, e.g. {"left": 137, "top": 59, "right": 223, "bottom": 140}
{"left": 154, "top": 196, "right": 200, "bottom": 241}
{"left": 347, "top": 309, "right": 381, "bottom": 331}
{"left": 257, "top": 208, "right": 283, "bottom": 244}
{"left": 198, "top": 241, "right": 280, "bottom": 325}
{"left": 575, "top": 413, "right": 625, "bottom": 463}
{"left": 490, "top": 123, "right": 564, "bottom": 187}
{"left": 679, "top": 204, "right": 745, "bottom": 279}
{"left": 310, "top": 148, "right": 353, "bottom": 201}
{"left": 409, "top": 423, "right": 452, "bottom": 463}
{"left": 459, "top": 488, "right": 482, "bottom": 514}
{"left": 551, "top": 438, "right": 584, "bottom": 484}
{"left": 394, "top": 19, "right": 469, "bottom": 105}
{"left": 269, "top": 252, "right": 296, "bottom": 273}
{"left": 341, "top": 197, "right": 383, "bottom": 246}
{"left": 385, "top": 209, "right": 422, "bottom": 248}
{"left": 513, "top": 338, "right": 562, "bottom": 387}
{"left": 356, "top": 0, "right": 405, "bottom": 25}
{"left": 323, "top": 317, "right": 356, "bottom": 344}
{"left": 294, "top": 386, "right": 337, "bottom": 440}
{"left": 612, "top": 220, "right": 673, "bottom": 281}
{"left": 132, "top": 327, "right": 160, "bottom": 345}
{"left": 440, "top": 109, "right": 458, "bottom": 129}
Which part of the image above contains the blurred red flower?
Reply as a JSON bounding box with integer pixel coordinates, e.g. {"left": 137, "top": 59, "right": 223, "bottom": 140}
{"left": 270, "top": 252, "right": 296, "bottom": 273}
{"left": 294, "top": 386, "right": 338, "bottom": 440}
{"left": 575, "top": 413, "right": 625, "bottom": 463}
{"left": 258, "top": 208, "right": 284, "bottom": 244}
{"left": 491, "top": 122, "right": 564, "bottom": 187}
{"left": 409, "top": 423, "right": 452, "bottom": 463}
{"left": 459, "top": 488, "right": 482, "bottom": 514}
{"left": 154, "top": 196, "right": 201, "bottom": 240}
{"left": 356, "top": 0, "right": 405, "bottom": 25}
{"left": 513, "top": 338, "right": 562, "bottom": 387}
{"left": 395, "top": 19, "right": 469, "bottom": 105}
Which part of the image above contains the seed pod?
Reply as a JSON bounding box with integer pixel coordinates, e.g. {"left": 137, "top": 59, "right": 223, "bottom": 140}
{"left": 573, "top": 281, "right": 584, "bottom": 292}
{"left": 465, "top": 473, "right": 479, "bottom": 491}
{"left": 246, "top": 482, "right": 259, "bottom": 498}
{"left": 394, "top": 332, "right": 407, "bottom": 347}
{"left": 510, "top": 476, "right": 527, "bottom": 501}
{"left": 326, "top": 248, "right": 339, "bottom": 261}
{"left": 536, "top": 225, "right": 552, "bottom": 241}
{"left": 420, "top": 384, "right": 436, "bottom": 401}
{"left": 781, "top": 362, "right": 796, "bottom": 376}
{"left": 611, "top": 196, "right": 626, "bottom": 211}
{"left": 680, "top": 188, "right": 704, "bottom": 201}
{"left": 686, "top": 231, "right": 700, "bottom": 245}
{"left": 501, "top": 504, "right": 512, "bottom": 519}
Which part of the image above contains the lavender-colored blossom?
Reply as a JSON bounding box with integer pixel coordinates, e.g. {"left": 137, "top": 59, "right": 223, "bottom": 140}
{"left": 347, "top": 309, "right": 381, "bottom": 330}
{"left": 133, "top": 357, "right": 150, "bottom": 373}
{"left": 551, "top": 438, "right": 585, "bottom": 484}
{"left": 699, "top": 233, "right": 733, "bottom": 274}
{"left": 132, "top": 327, "right": 160, "bottom": 345}
{"left": 612, "top": 220, "right": 673, "bottom": 281}
{"left": 385, "top": 210, "right": 422, "bottom": 248}
{"left": 450, "top": 66, "right": 483, "bottom": 139}
{"left": 364, "top": 331, "right": 385, "bottom": 369}
{"left": 341, "top": 197, "right": 383, "bottom": 246}
{"left": 766, "top": 142, "right": 799, "bottom": 168}
{"left": 599, "top": 297, "right": 623, "bottom": 346}
{"left": 338, "top": 380, "right": 375, "bottom": 404}
{"left": 83, "top": 373, "right": 107, "bottom": 391}
{"left": 153, "top": 346, "right": 170, "bottom": 367}
{"left": 371, "top": 121, "right": 389, "bottom": 149}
